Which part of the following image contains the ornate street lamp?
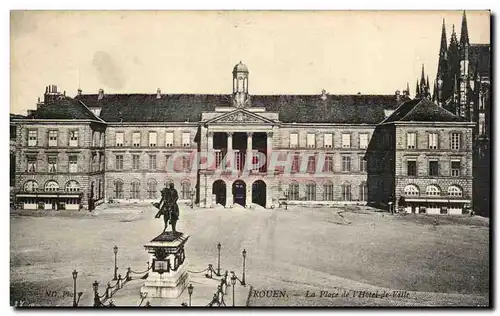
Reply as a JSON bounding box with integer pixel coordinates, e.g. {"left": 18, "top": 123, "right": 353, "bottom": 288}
{"left": 190, "top": 188, "right": 195, "bottom": 209}
{"left": 241, "top": 249, "right": 247, "bottom": 286}
{"left": 113, "top": 246, "right": 118, "bottom": 280}
{"left": 72, "top": 270, "right": 78, "bottom": 307}
{"left": 92, "top": 280, "right": 100, "bottom": 307}
{"left": 217, "top": 243, "right": 221, "bottom": 276}
{"left": 231, "top": 273, "right": 237, "bottom": 307}
{"left": 284, "top": 190, "right": 289, "bottom": 210}
{"left": 187, "top": 283, "right": 194, "bottom": 307}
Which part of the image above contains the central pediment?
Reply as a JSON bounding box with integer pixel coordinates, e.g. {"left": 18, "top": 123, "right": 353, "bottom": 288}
{"left": 205, "top": 108, "right": 277, "bottom": 124}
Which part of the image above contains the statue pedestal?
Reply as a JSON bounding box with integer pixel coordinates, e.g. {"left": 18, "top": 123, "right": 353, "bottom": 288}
{"left": 140, "top": 232, "right": 190, "bottom": 299}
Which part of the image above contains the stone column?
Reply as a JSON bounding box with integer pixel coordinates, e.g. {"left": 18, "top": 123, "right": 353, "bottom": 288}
{"left": 246, "top": 132, "right": 253, "bottom": 170}
{"left": 266, "top": 132, "right": 273, "bottom": 172}
{"left": 226, "top": 180, "right": 233, "bottom": 207}
{"left": 246, "top": 181, "right": 252, "bottom": 208}
{"left": 207, "top": 132, "right": 214, "bottom": 151}
{"left": 207, "top": 132, "right": 214, "bottom": 171}
{"left": 227, "top": 132, "right": 233, "bottom": 151}
{"left": 227, "top": 132, "right": 233, "bottom": 171}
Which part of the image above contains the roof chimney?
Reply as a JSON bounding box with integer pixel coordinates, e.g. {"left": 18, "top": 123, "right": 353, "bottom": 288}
{"left": 395, "top": 90, "right": 401, "bottom": 104}
{"left": 320, "top": 89, "right": 328, "bottom": 101}
{"left": 98, "top": 89, "right": 104, "bottom": 100}
{"left": 77, "top": 88, "right": 82, "bottom": 96}
{"left": 156, "top": 88, "right": 161, "bottom": 99}
{"left": 44, "top": 84, "right": 61, "bottom": 105}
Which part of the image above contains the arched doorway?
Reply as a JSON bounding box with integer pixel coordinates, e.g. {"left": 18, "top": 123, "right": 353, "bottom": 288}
{"left": 212, "top": 180, "right": 227, "bottom": 207}
{"left": 232, "top": 180, "right": 246, "bottom": 207}
{"left": 252, "top": 180, "right": 267, "bottom": 207}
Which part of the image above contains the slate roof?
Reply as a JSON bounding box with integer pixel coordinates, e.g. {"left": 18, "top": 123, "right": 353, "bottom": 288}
{"left": 27, "top": 96, "right": 100, "bottom": 121}
{"left": 469, "top": 44, "right": 490, "bottom": 77}
{"left": 75, "top": 93, "right": 401, "bottom": 124}
{"left": 383, "top": 98, "right": 467, "bottom": 124}
{"left": 10, "top": 114, "right": 26, "bottom": 121}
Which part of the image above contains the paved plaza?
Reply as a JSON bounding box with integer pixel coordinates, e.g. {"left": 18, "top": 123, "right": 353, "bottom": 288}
{"left": 10, "top": 203, "right": 489, "bottom": 307}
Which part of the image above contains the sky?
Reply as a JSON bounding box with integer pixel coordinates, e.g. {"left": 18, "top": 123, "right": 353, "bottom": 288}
{"left": 10, "top": 10, "right": 490, "bottom": 115}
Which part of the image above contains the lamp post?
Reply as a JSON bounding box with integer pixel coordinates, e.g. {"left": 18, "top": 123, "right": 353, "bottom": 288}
{"left": 217, "top": 242, "right": 221, "bottom": 276}
{"left": 72, "top": 270, "right": 78, "bottom": 307}
{"left": 241, "top": 249, "right": 247, "bottom": 286}
{"left": 187, "top": 283, "right": 194, "bottom": 307}
{"left": 92, "top": 280, "right": 99, "bottom": 307}
{"left": 284, "top": 190, "right": 288, "bottom": 210}
{"left": 231, "top": 273, "right": 237, "bottom": 307}
{"left": 190, "top": 188, "right": 195, "bottom": 209}
{"left": 113, "top": 245, "right": 118, "bottom": 280}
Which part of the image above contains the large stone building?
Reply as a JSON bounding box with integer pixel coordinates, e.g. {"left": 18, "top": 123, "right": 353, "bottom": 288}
{"left": 367, "top": 98, "right": 474, "bottom": 215}
{"left": 12, "top": 61, "right": 474, "bottom": 214}
{"left": 12, "top": 86, "right": 106, "bottom": 210}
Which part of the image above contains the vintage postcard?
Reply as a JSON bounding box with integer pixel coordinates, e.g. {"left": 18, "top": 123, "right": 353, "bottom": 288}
{"left": 9, "top": 10, "right": 491, "bottom": 308}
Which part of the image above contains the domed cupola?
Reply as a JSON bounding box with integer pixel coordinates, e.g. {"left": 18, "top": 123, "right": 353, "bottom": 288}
{"left": 232, "top": 61, "right": 249, "bottom": 107}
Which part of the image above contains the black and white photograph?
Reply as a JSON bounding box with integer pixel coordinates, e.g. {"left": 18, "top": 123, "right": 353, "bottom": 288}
{"left": 8, "top": 9, "right": 491, "bottom": 308}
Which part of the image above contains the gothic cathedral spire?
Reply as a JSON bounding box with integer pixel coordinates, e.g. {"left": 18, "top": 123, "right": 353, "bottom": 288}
{"left": 436, "top": 19, "right": 449, "bottom": 106}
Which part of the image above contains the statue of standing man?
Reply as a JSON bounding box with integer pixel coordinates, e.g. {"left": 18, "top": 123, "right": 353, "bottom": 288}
{"left": 153, "top": 183, "right": 180, "bottom": 234}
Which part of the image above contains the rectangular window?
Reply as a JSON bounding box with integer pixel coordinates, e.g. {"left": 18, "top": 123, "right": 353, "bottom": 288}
{"left": 165, "top": 132, "right": 174, "bottom": 147}
{"left": 149, "top": 132, "right": 157, "bottom": 147}
{"left": 359, "top": 184, "right": 368, "bottom": 201}
{"left": 323, "top": 184, "right": 334, "bottom": 201}
{"left": 479, "top": 121, "right": 485, "bottom": 135}
{"left": 48, "top": 156, "right": 57, "bottom": 173}
{"left": 27, "top": 156, "right": 37, "bottom": 172}
{"left": 341, "top": 133, "right": 351, "bottom": 148}
{"left": 291, "top": 154, "right": 299, "bottom": 173}
{"left": 407, "top": 160, "right": 417, "bottom": 176}
{"left": 133, "top": 132, "right": 141, "bottom": 147}
{"left": 429, "top": 160, "right": 439, "bottom": 176}
{"left": 149, "top": 154, "right": 157, "bottom": 170}
{"left": 290, "top": 133, "right": 298, "bottom": 148}
{"left": 342, "top": 156, "right": 351, "bottom": 172}
{"left": 305, "top": 184, "right": 316, "bottom": 201}
{"left": 359, "top": 133, "right": 368, "bottom": 149}
{"left": 182, "top": 156, "right": 191, "bottom": 171}
{"left": 69, "top": 155, "right": 78, "bottom": 173}
{"left": 115, "top": 155, "right": 124, "bottom": 170}
{"left": 451, "top": 161, "right": 461, "bottom": 177}
{"left": 451, "top": 133, "right": 461, "bottom": 150}
{"left": 359, "top": 156, "right": 367, "bottom": 172}
{"left": 306, "top": 133, "right": 316, "bottom": 148}
{"left": 69, "top": 130, "right": 78, "bottom": 147}
{"left": 428, "top": 133, "right": 438, "bottom": 149}
{"left": 307, "top": 156, "right": 316, "bottom": 173}
{"left": 341, "top": 185, "right": 352, "bottom": 201}
{"left": 182, "top": 132, "right": 191, "bottom": 147}
{"left": 99, "top": 154, "right": 103, "bottom": 171}
{"left": 48, "top": 130, "right": 58, "bottom": 147}
{"left": 28, "top": 130, "right": 37, "bottom": 147}
{"left": 165, "top": 154, "right": 172, "bottom": 171}
{"left": 324, "top": 133, "right": 333, "bottom": 148}
{"left": 115, "top": 132, "right": 124, "bottom": 147}
{"left": 132, "top": 154, "right": 140, "bottom": 170}
{"left": 324, "top": 156, "right": 333, "bottom": 172}
{"left": 407, "top": 132, "right": 416, "bottom": 149}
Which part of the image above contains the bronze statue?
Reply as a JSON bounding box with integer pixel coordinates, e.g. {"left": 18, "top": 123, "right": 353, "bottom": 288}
{"left": 153, "top": 183, "right": 180, "bottom": 234}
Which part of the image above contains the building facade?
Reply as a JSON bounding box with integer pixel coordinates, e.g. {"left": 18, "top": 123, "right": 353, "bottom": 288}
{"left": 367, "top": 99, "right": 474, "bottom": 215}
{"left": 13, "top": 86, "right": 106, "bottom": 210}
{"left": 12, "top": 62, "right": 474, "bottom": 214}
